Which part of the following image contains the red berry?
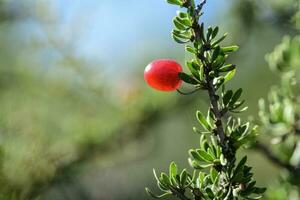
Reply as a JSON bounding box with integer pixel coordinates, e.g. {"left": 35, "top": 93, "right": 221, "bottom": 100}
{"left": 144, "top": 59, "right": 183, "bottom": 91}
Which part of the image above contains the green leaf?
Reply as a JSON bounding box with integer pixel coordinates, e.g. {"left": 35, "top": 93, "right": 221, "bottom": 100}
{"left": 172, "top": 30, "right": 191, "bottom": 40}
{"left": 197, "top": 149, "right": 214, "bottom": 162}
{"left": 167, "top": 0, "right": 183, "bottom": 6}
{"left": 210, "top": 167, "right": 218, "bottom": 183}
{"left": 169, "top": 162, "right": 177, "bottom": 178}
{"left": 212, "top": 46, "right": 221, "bottom": 61}
{"left": 180, "top": 169, "right": 187, "bottom": 186}
{"left": 172, "top": 34, "right": 189, "bottom": 44}
{"left": 223, "top": 90, "right": 233, "bottom": 106}
{"left": 212, "top": 33, "right": 227, "bottom": 46}
{"left": 177, "top": 11, "right": 188, "bottom": 18}
{"left": 218, "top": 64, "right": 236, "bottom": 72}
{"left": 221, "top": 45, "right": 239, "bottom": 53}
{"left": 230, "top": 88, "right": 243, "bottom": 105}
{"left": 206, "top": 26, "right": 213, "bottom": 41}
{"left": 234, "top": 156, "right": 247, "bottom": 176}
{"left": 196, "top": 110, "right": 211, "bottom": 131}
{"left": 175, "top": 16, "right": 192, "bottom": 27}
{"left": 178, "top": 72, "right": 199, "bottom": 85}
{"left": 253, "top": 187, "right": 267, "bottom": 194}
{"left": 186, "top": 61, "right": 200, "bottom": 80}
{"left": 185, "top": 45, "right": 197, "bottom": 54}
{"left": 160, "top": 173, "right": 171, "bottom": 186}
{"left": 224, "top": 69, "right": 236, "bottom": 83}
{"left": 212, "top": 27, "right": 219, "bottom": 39}
{"left": 189, "top": 149, "right": 203, "bottom": 161}
{"left": 173, "top": 18, "right": 186, "bottom": 30}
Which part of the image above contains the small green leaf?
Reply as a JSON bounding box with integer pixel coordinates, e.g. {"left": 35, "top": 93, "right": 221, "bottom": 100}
{"left": 234, "top": 156, "right": 247, "bottom": 176}
{"left": 197, "top": 149, "right": 214, "bottom": 162}
{"left": 167, "top": 0, "right": 183, "bottom": 6}
{"left": 224, "top": 69, "right": 236, "bottom": 83}
{"left": 172, "top": 34, "right": 189, "bottom": 44}
{"left": 230, "top": 88, "right": 243, "bottom": 105}
{"left": 186, "top": 61, "right": 200, "bottom": 80}
{"left": 223, "top": 90, "right": 233, "bottom": 106}
{"left": 210, "top": 167, "right": 218, "bottom": 183}
{"left": 189, "top": 149, "right": 203, "bottom": 161}
{"left": 212, "top": 33, "right": 228, "bottom": 46}
{"left": 169, "top": 162, "right": 177, "bottom": 178}
{"left": 212, "top": 27, "right": 219, "bottom": 39}
{"left": 180, "top": 169, "right": 187, "bottom": 186}
{"left": 185, "top": 45, "right": 197, "bottom": 54}
{"left": 175, "top": 16, "right": 192, "bottom": 26}
{"left": 178, "top": 72, "right": 199, "bottom": 85}
{"left": 253, "top": 187, "right": 267, "bottom": 194}
{"left": 196, "top": 110, "right": 211, "bottom": 131}
{"left": 212, "top": 46, "right": 221, "bottom": 61}
{"left": 173, "top": 18, "right": 186, "bottom": 30}
{"left": 221, "top": 45, "right": 239, "bottom": 53}
{"left": 160, "top": 173, "right": 171, "bottom": 186}
{"left": 218, "top": 64, "right": 236, "bottom": 72}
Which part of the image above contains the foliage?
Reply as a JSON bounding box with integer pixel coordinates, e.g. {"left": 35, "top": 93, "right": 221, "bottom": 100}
{"left": 257, "top": 16, "right": 300, "bottom": 199}
{"left": 146, "top": 0, "right": 265, "bottom": 199}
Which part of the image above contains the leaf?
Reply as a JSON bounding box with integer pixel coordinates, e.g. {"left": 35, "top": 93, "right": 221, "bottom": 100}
{"left": 218, "top": 64, "right": 236, "bottom": 72}
{"left": 230, "top": 88, "right": 243, "bottom": 106}
{"left": 167, "top": 0, "right": 182, "bottom": 6}
{"left": 197, "top": 149, "right": 214, "bottom": 162}
{"left": 160, "top": 173, "right": 171, "bottom": 186}
{"left": 173, "top": 18, "right": 186, "bottom": 30}
{"left": 234, "top": 156, "right": 247, "bottom": 176}
{"left": 172, "top": 30, "right": 191, "bottom": 40}
{"left": 175, "top": 16, "right": 192, "bottom": 26}
{"left": 180, "top": 169, "right": 187, "bottom": 186}
{"left": 169, "top": 162, "right": 177, "bottom": 178}
{"left": 212, "top": 27, "right": 219, "bottom": 39}
{"left": 210, "top": 167, "right": 218, "bottom": 183}
{"left": 189, "top": 149, "right": 203, "bottom": 161}
{"left": 212, "top": 33, "right": 228, "bottom": 46}
{"left": 211, "top": 46, "right": 221, "bottom": 61}
{"left": 206, "top": 26, "right": 213, "bottom": 41}
{"left": 172, "top": 34, "right": 189, "bottom": 44}
{"left": 223, "top": 90, "right": 233, "bottom": 106}
{"left": 221, "top": 45, "right": 239, "bottom": 53}
{"left": 178, "top": 72, "right": 199, "bottom": 84}
{"left": 253, "top": 187, "right": 267, "bottom": 194}
{"left": 224, "top": 69, "right": 236, "bottom": 83}
{"left": 185, "top": 45, "right": 197, "bottom": 54}
{"left": 196, "top": 110, "right": 211, "bottom": 131}
{"left": 186, "top": 61, "right": 200, "bottom": 79}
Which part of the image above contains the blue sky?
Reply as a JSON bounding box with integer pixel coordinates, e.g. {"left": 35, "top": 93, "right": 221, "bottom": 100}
{"left": 42, "top": 0, "right": 230, "bottom": 74}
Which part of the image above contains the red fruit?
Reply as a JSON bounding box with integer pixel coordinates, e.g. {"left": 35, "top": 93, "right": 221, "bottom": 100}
{"left": 144, "top": 59, "right": 183, "bottom": 91}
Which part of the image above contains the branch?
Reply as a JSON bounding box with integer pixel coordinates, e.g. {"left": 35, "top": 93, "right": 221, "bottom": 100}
{"left": 254, "top": 142, "right": 295, "bottom": 172}
{"left": 184, "top": 0, "right": 233, "bottom": 162}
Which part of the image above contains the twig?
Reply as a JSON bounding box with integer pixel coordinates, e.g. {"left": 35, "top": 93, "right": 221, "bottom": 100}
{"left": 254, "top": 142, "right": 295, "bottom": 172}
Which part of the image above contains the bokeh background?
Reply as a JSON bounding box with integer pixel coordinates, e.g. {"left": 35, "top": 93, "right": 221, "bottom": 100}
{"left": 0, "top": 0, "right": 297, "bottom": 199}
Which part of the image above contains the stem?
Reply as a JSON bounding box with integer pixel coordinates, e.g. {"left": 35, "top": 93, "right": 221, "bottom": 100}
{"left": 205, "top": 72, "right": 232, "bottom": 161}
{"left": 254, "top": 142, "right": 295, "bottom": 172}
{"left": 185, "top": 0, "right": 233, "bottom": 162}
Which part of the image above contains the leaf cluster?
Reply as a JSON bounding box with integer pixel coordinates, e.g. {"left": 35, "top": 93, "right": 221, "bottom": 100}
{"left": 147, "top": 0, "right": 265, "bottom": 199}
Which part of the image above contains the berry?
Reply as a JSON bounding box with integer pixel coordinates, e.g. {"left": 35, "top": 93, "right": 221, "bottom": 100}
{"left": 144, "top": 59, "right": 183, "bottom": 91}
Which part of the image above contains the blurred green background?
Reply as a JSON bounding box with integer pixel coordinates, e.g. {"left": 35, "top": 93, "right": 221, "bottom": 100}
{"left": 0, "top": 0, "right": 297, "bottom": 199}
